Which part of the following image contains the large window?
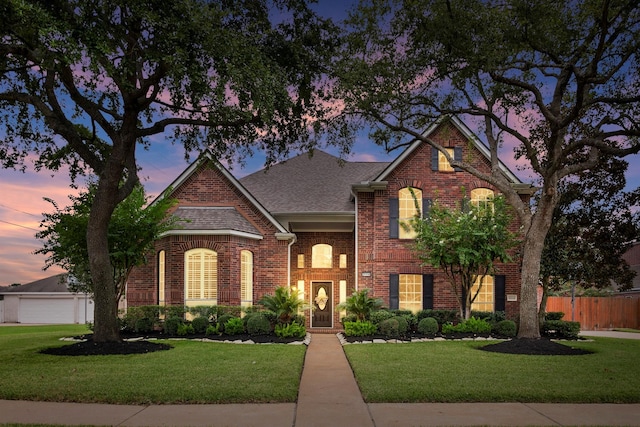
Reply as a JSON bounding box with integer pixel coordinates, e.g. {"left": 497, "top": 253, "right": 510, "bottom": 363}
{"left": 312, "top": 244, "right": 332, "bottom": 268}
{"left": 471, "top": 188, "right": 495, "bottom": 210}
{"left": 399, "top": 274, "right": 423, "bottom": 313}
{"left": 241, "top": 250, "right": 253, "bottom": 307}
{"left": 158, "top": 250, "right": 165, "bottom": 306}
{"left": 185, "top": 248, "right": 218, "bottom": 305}
{"left": 399, "top": 187, "right": 422, "bottom": 239}
{"left": 471, "top": 275, "right": 494, "bottom": 312}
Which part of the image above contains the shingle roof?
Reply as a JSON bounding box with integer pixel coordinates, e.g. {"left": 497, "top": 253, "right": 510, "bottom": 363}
{"left": 1, "top": 274, "right": 69, "bottom": 293}
{"left": 240, "top": 150, "right": 389, "bottom": 213}
{"left": 172, "top": 207, "right": 261, "bottom": 235}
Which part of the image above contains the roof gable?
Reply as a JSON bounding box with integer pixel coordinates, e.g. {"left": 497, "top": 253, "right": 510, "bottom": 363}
{"left": 375, "top": 115, "right": 521, "bottom": 184}
{"left": 154, "top": 152, "right": 290, "bottom": 235}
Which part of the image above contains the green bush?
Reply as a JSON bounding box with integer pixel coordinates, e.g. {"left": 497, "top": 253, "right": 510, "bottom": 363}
{"left": 246, "top": 314, "right": 271, "bottom": 335}
{"left": 343, "top": 321, "right": 377, "bottom": 337}
{"left": 442, "top": 317, "right": 492, "bottom": 334}
{"left": 394, "top": 316, "right": 409, "bottom": 335}
{"left": 176, "top": 323, "right": 194, "bottom": 336}
{"left": 471, "top": 311, "right": 506, "bottom": 324}
{"left": 416, "top": 309, "right": 459, "bottom": 325}
{"left": 417, "top": 317, "right": 439, "bottom": 335}
{"left": 542, "top": 320, "right": 580, "bottom": 339}
{"left": 134, "top": 317, "right": 154, "bottom": 334}
{"left": 216, "top": 314, "right": 234, "bottom": 332}
{"left": 163, "top": 316, "right": 183, "bottom": 335}
{"left": 205, "top": 324, "right": 221, "bottom": 336}
{"left": 378, "top": 318, "right": 400, "bottom": 338}
{"left": 224, "top": 317, "right": 245, "bottom": 335}
{"left": 391, "top": 310, "right": 417, "bottom": 331}
{"left": 290, "top": 314, "right": 306, "bottom": 326}
{"left": 493, "top": 319, "right": 517, "bottom": 337}
{"left": 121, "top": 305, "right": 161, "bottom": 333}
{"left": 165, "top": 305, "right": 187, "bottom": 319}
{"left": 191, "top": 316, "right": 210, "bottom": 334}
{"left": 545, "top": 312, "right": 565, "bottom": 321}
{"left": 188, "top": 305, "right": 216, "bottom": 320}
{"left": 341, "top": 314, "right": 357, "bottom": 324}
{"left": 275, "top": 322, "right": 307, "bottom": 339}
{"left": 369, "top": 310, "right": 394, "bottom": 325}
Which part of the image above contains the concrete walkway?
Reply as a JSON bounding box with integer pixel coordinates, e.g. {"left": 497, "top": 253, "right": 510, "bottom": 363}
{"left": 0, "top": 331, "right": 639, "bottom": 426}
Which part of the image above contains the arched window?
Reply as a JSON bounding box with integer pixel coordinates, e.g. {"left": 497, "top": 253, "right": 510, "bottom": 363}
{"left": 312, "top": 244, "right": 332, "bottom": 268}
{"left": 158, "top": 250, "right": 165, "bottom": 306}
{"left": 241, "top": 250, "right": 253, "bottom": 307}
{"left": 399, "top": 187, "right": 422, "bottom": 239}
{"left": 185, "top": 248, "right": 217, "bottom": 306}
{"left": 470, "top": 188, "right": 495, "bottom": 210}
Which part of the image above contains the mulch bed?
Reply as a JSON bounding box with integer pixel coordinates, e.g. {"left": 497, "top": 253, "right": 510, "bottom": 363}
{"left": 480, "top": 338, "right": 593, "bottom": 355}
{"left": 40, "top": 332, "right": 304, "bottom": 356}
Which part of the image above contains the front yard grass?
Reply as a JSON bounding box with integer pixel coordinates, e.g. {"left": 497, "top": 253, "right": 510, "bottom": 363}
{"left": 343, "top": 338, "right": 640, "bottom": 403}
{"left": 0, "top": 325, "right": 305, "bottom": 404}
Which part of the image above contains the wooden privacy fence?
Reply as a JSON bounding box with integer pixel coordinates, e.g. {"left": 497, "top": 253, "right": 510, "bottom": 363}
{"left": 546, "top": 296, "right": 640, "bottom": 330}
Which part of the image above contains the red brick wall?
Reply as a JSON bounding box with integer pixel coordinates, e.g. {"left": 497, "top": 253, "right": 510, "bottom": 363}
{"left": 356, "top": 122, "right": 522, "bottom": 319}
{"left": 126, "top": 160, "right": 290, "bottom": 308}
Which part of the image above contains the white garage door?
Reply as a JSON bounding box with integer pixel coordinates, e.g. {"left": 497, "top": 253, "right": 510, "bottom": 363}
{"left": 19, "top": 298, "right": 75, "bottom": 324}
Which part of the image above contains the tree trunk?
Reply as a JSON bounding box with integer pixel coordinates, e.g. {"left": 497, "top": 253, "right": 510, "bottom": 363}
{"left": 87, "top": 179, "right": 121, "bottom": 343}
{"left": 517, "top": 191, "right": 557, "bottom": 338}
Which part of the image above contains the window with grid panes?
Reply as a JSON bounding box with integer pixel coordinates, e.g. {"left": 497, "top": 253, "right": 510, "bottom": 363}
{"left": 399, "top": 274, "right": 422, "bottom": 313}
{"left": 471, "top": 275, "right": 494, "bottom": 312}
{"left": 185, "top": 248, "right": 217, "bottom": 304}
{"left": 241, "top": 250, "right": 253, "bottom": 307}
{"left": 399, "top": 187, "right": 422, "bottom": 239}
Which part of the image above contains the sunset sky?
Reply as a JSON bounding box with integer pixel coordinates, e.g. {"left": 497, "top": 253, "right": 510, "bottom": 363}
{"left": 1, "top": 1, "right": 638, "bottom": 286}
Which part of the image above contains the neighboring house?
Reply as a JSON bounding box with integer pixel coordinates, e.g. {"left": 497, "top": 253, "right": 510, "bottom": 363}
{"left": 0, "top": 274, "right": 94, "bottom": 324}
{"left": 621, "top": 241, "right": 640, "bottom": 294}
{"left": 126, "top": 116, "right": 531, "bottom": 330}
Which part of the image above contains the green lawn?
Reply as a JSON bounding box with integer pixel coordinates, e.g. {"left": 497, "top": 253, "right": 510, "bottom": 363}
{"left": 0, "top": 325, "right": 306, "bottom": 404}
{"left": 344, "top": 338, "right": 640, "bottom": 403}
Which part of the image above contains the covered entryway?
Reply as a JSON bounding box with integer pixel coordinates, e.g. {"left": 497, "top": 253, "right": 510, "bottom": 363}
{"left": 311, "top": 282, "right": 332, "bottom": 328}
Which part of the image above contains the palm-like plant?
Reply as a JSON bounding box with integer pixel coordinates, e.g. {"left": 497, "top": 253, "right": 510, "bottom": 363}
{"left": 259, "top": 286, "right": 307, "bottom": 324}
{"left": 337, "top": 289, "right": 383, "bottom": 322}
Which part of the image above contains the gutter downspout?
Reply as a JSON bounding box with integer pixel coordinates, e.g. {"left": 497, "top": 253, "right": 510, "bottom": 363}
{"left": 351, "top": 189, "right": 359, "bottom": 291}
{"left": 275, "top": 232, "right": 297, "bottom": 289}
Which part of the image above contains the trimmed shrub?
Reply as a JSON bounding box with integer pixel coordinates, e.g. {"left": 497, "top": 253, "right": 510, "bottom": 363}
{"left": 224, "top": 317, "right": 245, "bottom": 335}
{"left": 165, "top": 305, "right": 187, "bottom": 319}
{"left": 343, "top": 321, "right": 377, "bottom": 337}
{"left": 247, "top": 314, "right": 271, "bottom": 335}
{"left": 369, "top": 310, "right": 394, "bottom": 325}
{"left": 493, "top": 319, "right": 517, "bottom": 337}
{"left": 291, "top": 314, "right": 306, "bottom": 326}
{"left": 216, "top": 314, "right": 234, "bottom": 332}
{"left": 416, "top": 309, "right": 459, "bottom": 325}
{"left": 188, "top": 305, "right": 216, "bottom": 320}
{"left": 417, "top": 317, "right": 439, "bottom": 335}
{"left": 205, "top": 324, "right": 221, "bottom": 336}
{"left": 191, "top": 316, "right": 210, "bottom": 334}
{"left": 134, "top": 317, "right": 154, "bottom": 334}
{"left": 442, "top": 317, "right": 492, "bottom": 334}
{"left": 471, "top": 311, "right": 506, "bottom": 324}
{"left": 275, "top": 322, "right": 307, "bottom": 339}
{"left": 341, "top": 314, "right": 357, "bottom": 324}
{"left": 163, "top": 316, "right": 183, "bottom": 335}
{"left": 394, "top": 316, "right": 409, "bottom": 335}
{"left": 542, "top": 320, "right": 580, "bottom": 339}
{"left": 379, "top": 318, "right": 400, "bottom": 338}
{"left": 176, "top": 323, "right": 194, "bottom": 336}
{"left": 545, "top": 312, "right": 565, "bottom": 321}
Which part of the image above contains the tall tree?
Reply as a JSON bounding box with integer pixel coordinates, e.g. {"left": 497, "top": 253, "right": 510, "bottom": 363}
{"left": 0, "top": 0, "right": 338, "bottom": 342}
{"left": 330, "top": 0, "right": 640, "bottom": 337}
{"left": 410, "top": 196, "right": 521, "bottom": 319}
{"left": 35, "top": 182, "right": 179, "bottom": 305}
{"left": 539, "top": 157, "right": 640, "bottom": 325}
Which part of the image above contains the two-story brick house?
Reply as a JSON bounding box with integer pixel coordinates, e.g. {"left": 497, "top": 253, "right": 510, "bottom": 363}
{"left": 126, "top": 116, "right": 529, "bottom": 330}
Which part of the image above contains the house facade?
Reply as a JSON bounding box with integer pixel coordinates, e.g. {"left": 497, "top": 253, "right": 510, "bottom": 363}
{"left": 126, "top": 116, "right": 530, "bottom": 330}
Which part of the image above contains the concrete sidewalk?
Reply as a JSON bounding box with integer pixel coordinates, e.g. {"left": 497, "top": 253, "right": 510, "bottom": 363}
{"left": 1, "top": 331, "right": 639, "bottom": 426}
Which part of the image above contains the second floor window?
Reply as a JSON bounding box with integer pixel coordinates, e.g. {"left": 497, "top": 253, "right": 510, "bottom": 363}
{"left": 399, "top": 187, "right": 422, "bottom": 239}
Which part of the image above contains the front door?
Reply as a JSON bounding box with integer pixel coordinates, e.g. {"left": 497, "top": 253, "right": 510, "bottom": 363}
{"left": 312, "top": 282, "right": 332, "bottom": 328}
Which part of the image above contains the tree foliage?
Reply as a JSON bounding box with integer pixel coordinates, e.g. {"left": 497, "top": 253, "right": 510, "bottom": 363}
{"left": 0, "top": 0, "right": 338, "bottom": 341}
{"left": 539, "top": 157, "right": 640, "bottom": 323}
{"left": 35, "top": 183, "right": 179, "bottom": 304}
{"left": 330, "top": 0, "right": 640, "bottom": 337}
{"left": 410, "top": 195, "right": 521, "bottom": 319}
